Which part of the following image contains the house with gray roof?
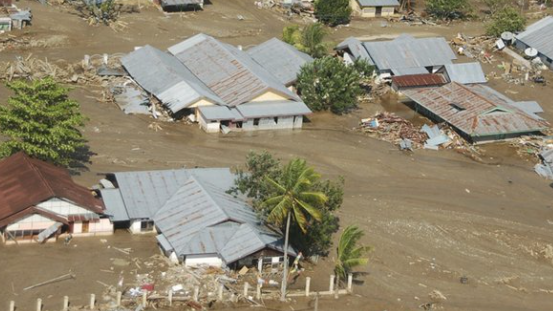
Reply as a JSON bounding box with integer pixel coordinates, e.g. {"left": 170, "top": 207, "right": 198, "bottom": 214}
{"left": 98, "top": 168, "right": 294, "bottom": 268}
{"left": 156, "top": 0, "right": 203, "bottom": 12}
{"left": 121, "top": 34, "right": 312, "bottom": 134}
{"left": 515, "top": 16, "right": 553, "bottom": 70}
{"left": 350, "top": 0, "right": 399, "bottom": 18}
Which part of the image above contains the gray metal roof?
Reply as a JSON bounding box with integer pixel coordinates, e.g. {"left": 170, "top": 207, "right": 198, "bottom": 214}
{"left": 198, "top": 105, "right": 244, "bottom": 121}
{"left": 511, "top": 101, "right": 544, "bottom": 119}
{"left": 121, "top": 45, "right": 223, "bottom": 113}
{"left": 444, "top": 62, "right": 487, "bottom": 84}
{"left": 236, "top": 101, "right": 311, "bottom": 118}
{"left": 247, "top": 38, "right": 314, "bottom": 86}
{"left": 335, "top": 37, "right": 373, "bottom": 63}
{"left": 392, "top": 67, "right": 429, "bottom": 76}
{"left": 364, "top": 35, "right": 457, "bottom": 71}
{"left": 357, "top": 0, "right": 399, "bottom": 6}
{"left": 99, "top": 189, "right": 129, "bottom": 222}
{"left": 161, "top": 0, "right": 202, "bottom": 6}
{"left": 109, "top": 168, "right": 235, "bottom": 220}
{"left": 153, "top": 177, "right": 293, "bottom": 264}
{"left": 516, "top": 16, "right": 553, "bottom": 59}
{"left": 168, "top": 34, "right": 299, "bottom": 107}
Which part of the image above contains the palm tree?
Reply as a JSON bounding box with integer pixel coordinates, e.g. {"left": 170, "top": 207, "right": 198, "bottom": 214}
{"left": 334, "top": 225, "right": 371, "bottom": 287}
{"left": 263, "top": 158, "right": 327, "bottom": 301}
{"left": 301, "top": 23, "right": 329, "bottom": 58}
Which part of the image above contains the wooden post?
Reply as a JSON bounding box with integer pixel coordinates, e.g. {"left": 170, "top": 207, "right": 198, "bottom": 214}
{"left": 89, "top": 294, "right": 95, "bottom": 309}
{"left": 257, "top": 258, "right": 263, "bottom": 273}
{"left": 36, "top": 298, "right": 42, "bottom": 311}
{"left": 314, "top": 294, "right": 319, "bottom": 311}
{"left": 305, "top": 277, "right": 311, "bottom": 297}
{"left": 63, "top": 296, "right": 69, "bottom": 311}
{"left": 168, "top": 290, "right": 173, "bottom": 306}
{"left": 218, "top": 283, "right": 224, "bottom": 301}
{"left": 193, "top": 286, "right": 199, "bottom": 302}
{"left": 9, "top": 301, "right": 15, "bottom": 311}
{"left": 329, "top": 275, "right": 335, "bottom": 292}
{"left": 347, "top": 274, "right": 353, "bottom": 293}
{"left": 256, "top": 283, "right": 261, "bottom": 300}
{"left": 116, "top": 292, "right": 122, "bottom": 306}
{"left": 243, "top": 282, "right": 249, "bottom": 297}
{"left": 142, "top": 291, "right": 147, "bottom": 307}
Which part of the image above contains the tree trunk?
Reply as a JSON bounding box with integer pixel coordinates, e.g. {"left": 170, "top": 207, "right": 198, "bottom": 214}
{"left": 280, "top": 213, "right": 292, "bottom": 301}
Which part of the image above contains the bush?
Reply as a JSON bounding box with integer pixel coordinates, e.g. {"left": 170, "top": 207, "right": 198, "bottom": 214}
{"left": 486, "top": 6, "right": 526, "bottom": 36}
{"left": 296, "top": 57, "right": 373, "bottom": 114}
{"left": 314, "top": 0, "right": 351, "bottom": 26}
{"left": 425, "top": 0, "right": 471, "bottom": 19}
{"left": 282, "top": 23, "right": 329, "bottom": 58}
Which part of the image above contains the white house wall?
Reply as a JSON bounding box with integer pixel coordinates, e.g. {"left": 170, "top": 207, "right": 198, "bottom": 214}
{"left": 6, "top": 214, "right": 56, "bottom": 231}
{"left": 38, "top": 198, "right": 93, "bottom": 216}
{"left": 72, "top": 218, "right": 113, "bottom": 236}
{"left": 130, "top": 220, "right": 156, "bottom": 234}
{"left": 184, "top": 254, "right": 224, "bottom": 268}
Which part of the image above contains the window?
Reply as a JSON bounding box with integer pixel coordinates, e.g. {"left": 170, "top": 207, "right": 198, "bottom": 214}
{"left": 253, "top": 118, "right": 260, "bottom": 126}
{"left": 274, "top": 117, "right": 278, "bottom": 124}
{"left": 141, "top": 221, "right": 154, "bottom": 232}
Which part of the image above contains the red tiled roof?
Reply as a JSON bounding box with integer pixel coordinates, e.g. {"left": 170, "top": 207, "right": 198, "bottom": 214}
{"left": 392, "top": 73, "right": 447, "bottom": 88}
{"left": 0, "top": 153, "right": 104, "bottom": 227}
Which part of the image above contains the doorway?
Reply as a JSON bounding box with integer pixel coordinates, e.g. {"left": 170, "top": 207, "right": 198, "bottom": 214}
{"left": 375, "top": 6, "right": 382, "bottom": 16}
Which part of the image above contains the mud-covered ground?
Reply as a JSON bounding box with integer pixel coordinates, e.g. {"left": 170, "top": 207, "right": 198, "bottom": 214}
{"left": 1, "top": 1, "right": 553, "bottom": 310}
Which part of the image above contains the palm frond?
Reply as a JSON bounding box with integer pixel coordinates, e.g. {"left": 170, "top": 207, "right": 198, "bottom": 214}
{"left": 295, "top": 198, "right": 323, "bottom": 222}
{"left": 266, "top": 196, "right": 292, "bottom": 225}
{"left": 292, "top": 203, "right": 308, "bottom": 233}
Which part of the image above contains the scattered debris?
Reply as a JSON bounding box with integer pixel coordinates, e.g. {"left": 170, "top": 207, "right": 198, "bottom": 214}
{"left": 23, "top": 272, "right": 75, "bottom": 291}
{"left": 428, "top": 290, "right": 447, "bottom": 301}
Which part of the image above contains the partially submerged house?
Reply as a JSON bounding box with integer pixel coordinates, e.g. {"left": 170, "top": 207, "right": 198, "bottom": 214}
{"left": 121, "top": 34, "right": 312, "bottom": 133}
{"left": 155, "top": 0, "right": 203, "bottom": 12}
{"left": 335, "top": 35, "right": 457, "bottom": 78}
{"left": 350, "top": 0, "right": 399, "bottom": 18}
{"left": 515, "top": 16, "right": 553, "bottom": 70}
{"left": 0, "top": 153, "right": 113, "bottom": 244}
{"left": 99, "top": 168, "right": 293, "bottom": 268}
{"left": 402, "top": 83, "right": 549, "bottom": 143}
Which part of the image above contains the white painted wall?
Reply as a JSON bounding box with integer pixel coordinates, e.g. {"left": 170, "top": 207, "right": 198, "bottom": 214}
{"left": 198, "top": 113, "right": 221, "bottom": 133}
{"left": 38, "top": 198, "right": 94, "bottom": 216}
{"left": 7, "top": 214, "right": 56, "bottom": 231}
{"left": 130, "top": 220, "right": 156, "bottom": 234}
{"left": 184, "top": 254, "right": 224, "bottom": 268}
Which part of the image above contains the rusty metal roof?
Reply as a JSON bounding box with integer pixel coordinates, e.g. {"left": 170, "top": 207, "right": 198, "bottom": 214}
{"left": 168, "top": 34, "right": 299, "bottom": 106}
{"left": 392, "top": 73, "right": 447, "bottom": 88}
{"left": 402, "top": 83, "right": 550, "bottom": 138}
{"left": 0, "top": 153, "right": 104, "bottom": 227}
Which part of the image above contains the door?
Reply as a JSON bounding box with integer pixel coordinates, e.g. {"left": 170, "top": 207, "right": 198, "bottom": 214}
{"left": 375, "top": 6, "right": 382, "bottom": 16}
{"left": 82, "top": 221, "right": 89, "bottom": 233}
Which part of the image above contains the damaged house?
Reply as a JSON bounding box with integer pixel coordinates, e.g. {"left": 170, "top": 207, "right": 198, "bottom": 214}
{"left": 120, "top": 34, "right": 313, "bottom": 134}
{"left": 515, "top": 16, "right": 553, "bottom": 70}
{"left": 0, "top": 153, "right": 113, "bottom": 244}
{"left": 99, "top": 168, "right": 294, "bottom": 268}
{"left": 402, "top": 82, "right": 549, "bottom": 143}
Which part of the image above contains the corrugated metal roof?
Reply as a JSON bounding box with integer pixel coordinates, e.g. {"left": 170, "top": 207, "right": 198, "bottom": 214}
{"left": 392, "top": 73, "right": 447, "bottom": 88}
{"left": 110, "top": 168, "right": 235, "bottom": 219}
{"left": 199, "top": 105, "right": 243, "bottom": 121}
{"left": 357, "top": 0, "right": 399, "bottom": 6}
{"left": 516, "top": 16, "right": 553, "bottom": 59}
{"left": 247, "top": 38, "right": 314, "bottom": 86}
{"left": 511, "top": 101, "right": 544, "bottom": 116}
{"left": 392, "top": 67, "right": 429, "bottom": 76}
{"left": 402, "top": 83, "right": 549, "bottom": 138}
{"left": 121, "top": 45, "right": 223, "bottom": 113}
{"left": 168, "top": 34, "right": 299, "bottom": 107}
{"left": 364, "top": 36, "right": 457, "bottom": 71}
{"left": 444, "top": 62, "right": 487, "bottom": 84}
{"left": 0, "top": 153, "right": 105, "bottom": 227}
{"left": 335, "top": 37, "right": 373, "bottom": 64}
{"left": 100, "top": 189, "right": 129, "bottom": 222}
{"left": 236, "top": 101, "right": 311, "bottom": 118}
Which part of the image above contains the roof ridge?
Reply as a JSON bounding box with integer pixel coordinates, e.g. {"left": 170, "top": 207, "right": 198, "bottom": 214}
{"left": 187, "top": 176, "right": 234, "bottom": 221}
{"left": 23, "top": 154, "right": 56, "bottom": 198}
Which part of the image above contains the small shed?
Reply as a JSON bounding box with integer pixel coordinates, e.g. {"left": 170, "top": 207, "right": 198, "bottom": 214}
{"left": 0, "top": 17, "right": 11, "bottom": 32}
{"left": 350, "top": 0, "right": 399, "bottom": 18}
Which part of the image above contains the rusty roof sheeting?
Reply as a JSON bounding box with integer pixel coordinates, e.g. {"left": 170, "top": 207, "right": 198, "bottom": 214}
{"left": 0, "top": 152, "right": 104, "bottom": 227}
{"left": 402, "top": 83, "right": 549, "bottom": 138}
{"left": 392, "top": 73, "right": 447, "bottom": 88}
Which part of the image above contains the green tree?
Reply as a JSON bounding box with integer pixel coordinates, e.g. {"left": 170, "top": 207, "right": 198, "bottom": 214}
{"left": 282, "top": 23, "right": 329, "bottom": 58}
{"left": 486, "top": 6, "right": 526, "bottom": 36}
{"left": 334, "top": 225, "right": 371, "bottom": 285}
{"left": 263, "top": 158, "right": 327, "bottom": 301}
{"left": 0, "top": 78, "right": 87, "bottom": 167}
{"left": 230, "top": 151, "right": 344, "bottom": 257}
{"left": 296, "top": 57, "right": 372, "bottom": 114}
{"left": 314, "top": 0, "right": 351, "bottom": 26}
{"left": 425, "top": 0, "right": 471, "bottom": 19}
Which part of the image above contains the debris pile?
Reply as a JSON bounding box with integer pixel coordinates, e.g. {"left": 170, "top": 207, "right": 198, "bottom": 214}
{"left": 511, "top": 134, "right": 553, "bottom": 179}
{"left": 451, "top": 33, "right": 496, "bottom": 63}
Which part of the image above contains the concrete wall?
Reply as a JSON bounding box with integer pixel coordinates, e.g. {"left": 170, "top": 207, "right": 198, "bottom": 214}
{"left": 198, "top": 113, "right": 221, "bottom": 133}
{"left": 251, "top": 91, "right": 289, "bottom": 102}
{"left": 38, "top": 198, "right": 93, "bottom": 216}
{"left": 7, "top": 214, "right": 55, "bottom": 231}
{"left": 130, "top": 220, "right": 156, "bottom": 234}
{"left": 185, "top": 254, "right": 224, "bottom": 268}
{"left": 242, "top": 115, "right": 303, "bottom": 131}
{"left": 358, "top": 6, "right": 395, "bottom": 18}
{"left": 72, "top": 218, "right": 113, "bottom": 236}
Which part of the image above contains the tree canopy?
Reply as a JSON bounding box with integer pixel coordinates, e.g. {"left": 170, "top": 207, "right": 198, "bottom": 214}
{"left": 282, "top": 23, "right": 329, "bottom": 58}
{"left": 314, "top": 0, "right": 351, "bottom": 26}
{"left": 486, "top": 6, "right": 526, "bottom": 36}
{"left": 425, "top": 0, "right": 472, "bottom": 19}
{"left": 296, "top": 57, "right": 372, "bottom": 114}
{"left": 230, "top": 151, "right": 344, "bottom": 257}
{"left": 0, "top": 78, "right": 87, "bottom": 167}
{"left": 334, "top": 225, "right": 371, "bottom": 281}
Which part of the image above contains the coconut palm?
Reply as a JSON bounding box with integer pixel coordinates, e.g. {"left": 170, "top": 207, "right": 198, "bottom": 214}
{"left": 334, "top": 225, "right": 371, "bottom": 285}
{"left": 263, "top": 158, "right": 327, "bottom": 301}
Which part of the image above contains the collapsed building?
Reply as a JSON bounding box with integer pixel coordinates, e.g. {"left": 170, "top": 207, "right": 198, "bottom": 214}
{"left": 99, "top": 168, "right": 294, "bottom": 268}
{"left": 120, "top": 34, "right": 313, "bottom": 133}
{"left": 0, "top": 153, "right": 113, "bottom": 244}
